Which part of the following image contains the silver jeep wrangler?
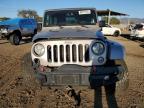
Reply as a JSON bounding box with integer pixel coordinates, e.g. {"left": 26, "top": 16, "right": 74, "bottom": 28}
{"left": 31, "top": 8, "right": 128, "bottom": 89}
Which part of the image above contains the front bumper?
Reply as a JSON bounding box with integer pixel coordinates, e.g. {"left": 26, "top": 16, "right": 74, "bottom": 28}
{"left": 136, "top": 36, "right": 144, "bottom": 40}
{"left": 130, "top": 34, "right": 137, "bottom": 39}
{"left": 0, "top": 32, "right": 9, "bottom": 38}
{"left": 33, "top": 61, "right": 127, "bottom": 87}
{"left": 130, "top": 34, "right": 144, "bottom": 40}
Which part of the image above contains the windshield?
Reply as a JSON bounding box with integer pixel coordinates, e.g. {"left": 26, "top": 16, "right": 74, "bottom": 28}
{"left": 134, "top": 24, "right": 143, "bottom": 30}
{"left": 43, "top": 9, "right": 97, "bottom": 27}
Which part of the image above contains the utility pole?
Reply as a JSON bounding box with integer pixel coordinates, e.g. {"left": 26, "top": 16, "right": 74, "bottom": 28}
{"left": 108, "top": 9, "right": 111, "bottom": 25}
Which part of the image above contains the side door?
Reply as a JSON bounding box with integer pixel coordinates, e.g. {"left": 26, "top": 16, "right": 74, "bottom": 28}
{"left": 102, "top": 25, "right": 113, "bottom": 35}
{"left": 19, "top": 19, "right": 30, "bottom": 35}
{"left": 27, "top": 20, "right": 34, "bottom": 34}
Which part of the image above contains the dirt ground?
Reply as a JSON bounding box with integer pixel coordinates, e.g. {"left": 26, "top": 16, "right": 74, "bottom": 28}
{"left": 0, "top": 36, "right": 144, "bottom": 108}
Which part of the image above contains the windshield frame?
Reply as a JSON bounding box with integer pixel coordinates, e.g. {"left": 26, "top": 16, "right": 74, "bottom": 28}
{"left": 43, "top": 9, "right": 97, "bottom": 27}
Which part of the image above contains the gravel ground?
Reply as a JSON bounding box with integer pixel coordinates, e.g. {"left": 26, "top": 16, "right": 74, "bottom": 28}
{"left": 0, "top": 36, "right": 144, "bottom": 108}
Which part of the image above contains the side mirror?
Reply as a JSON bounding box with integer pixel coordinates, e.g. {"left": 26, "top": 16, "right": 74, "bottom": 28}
{"left": 99, "top": 20, "right": 106, "bottom": 27}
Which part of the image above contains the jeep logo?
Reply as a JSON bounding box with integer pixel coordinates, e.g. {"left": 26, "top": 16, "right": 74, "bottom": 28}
{"left": 64, "top": 41, "right": 73, "bottom": 44}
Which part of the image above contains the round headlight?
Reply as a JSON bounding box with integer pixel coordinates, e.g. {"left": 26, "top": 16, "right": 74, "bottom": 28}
{"left": 33, "top": 44, "right": 45, "bottom": 56}
{"left": 92, "top": 42, "right": 105, "bottom": 55}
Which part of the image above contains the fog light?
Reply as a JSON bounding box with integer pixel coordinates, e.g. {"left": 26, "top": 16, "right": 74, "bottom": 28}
{"left": 34, "top": 58, "right": 40, "bottom": 64}
{"left": 98, "top": 57, "right": 104, "bottom": 63}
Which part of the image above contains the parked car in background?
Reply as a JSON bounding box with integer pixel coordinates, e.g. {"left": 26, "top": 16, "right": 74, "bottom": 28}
{"left": 30, "top": 8, "right": 128, "bottom": 90}
{"left": 101, "top": 24, "right": 121, "bottom": 37}
{"left": 130, "top": 23, "right": 144, "bottom": 41}
{"left": 0, "top": 18, "right": 37, "bottom": 45}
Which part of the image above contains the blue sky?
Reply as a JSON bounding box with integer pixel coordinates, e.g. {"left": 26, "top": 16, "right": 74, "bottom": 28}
{"left": 0, "top": 0, "right": 143, "bottom": 18}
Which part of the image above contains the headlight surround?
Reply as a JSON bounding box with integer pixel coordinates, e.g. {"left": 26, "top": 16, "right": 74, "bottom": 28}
{"left": 33, "top": 43, "right": 45, "bottom": 56}
{"left": 92, "top": 42, "right": 105, "bottom": 55}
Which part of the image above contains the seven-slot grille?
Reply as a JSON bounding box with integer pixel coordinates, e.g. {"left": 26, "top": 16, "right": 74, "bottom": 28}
{"left": 47, "top": 44, "right": 90, "bottom": 63}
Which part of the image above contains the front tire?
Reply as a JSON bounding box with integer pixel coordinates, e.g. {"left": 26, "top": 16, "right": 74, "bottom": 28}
{"left": 116, "top": 72, "right": 129, "bottom": 92}
{"left": 21, "top": 53, "right": 43, "bottom": 91}
{"left": 113, "top": 31, "right": 120, "bottom": 37}
{"left": 35, "top": 72, "right": 47, "bottom": 85}
{"left": 105, "top": 60, "right": 129, "bottom": 92}
{"left": 22, "top": 53, "right": 47, "bottom": 86}
{"left": 9, "top": 33, "right": 21, "bottom": 45}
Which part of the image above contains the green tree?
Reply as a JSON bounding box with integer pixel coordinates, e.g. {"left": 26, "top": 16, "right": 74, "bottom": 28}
{"left": 36, "top": 16, "right": 43, "bottom": 22}
{"left": 102, "top": 16, "right": 108, "bottom": 23}
{"left": 110, "top": 17, "right": 120, "bottom": 25}
{"left": 101, "top": 17, "right": 120, "bottom": 25}
{"left": 0, "top": 17, "right": 10, "bottom": 21}
{"left": 17, "top": 9, "right": 42, "bottom": 22}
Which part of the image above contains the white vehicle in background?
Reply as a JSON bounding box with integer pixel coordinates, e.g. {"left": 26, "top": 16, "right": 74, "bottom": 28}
{"left": 101, "top": 24, "right": 121, "bottom": 37}
{"left": 130, "top": 23, "right": 144, "bottom": 41}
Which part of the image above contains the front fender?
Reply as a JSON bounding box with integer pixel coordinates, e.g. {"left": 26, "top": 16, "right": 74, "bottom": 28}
{"left": 108, "top": 40, "right": 125, "bottom": 60}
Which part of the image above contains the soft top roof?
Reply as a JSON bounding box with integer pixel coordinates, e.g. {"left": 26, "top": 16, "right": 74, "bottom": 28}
{"left": 45, "top": 7, "right": 96, "bottom": 12}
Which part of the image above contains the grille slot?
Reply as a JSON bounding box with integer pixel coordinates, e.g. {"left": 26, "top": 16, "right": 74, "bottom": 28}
{"left": 47, "top": 44, "right": 90, "bottom": 63}
{"left": 85, "top": 44, "right": 90, "bottom": 62}
{"left": 60, "top": 45, "right": 64, "bottom": 62}
{"left": 47, "top": 45, "right": 52, "bottom": 62}
{"left": 66, "top": 45, "right": 70, "bottom": 62}
{"left": 78, "top": 44, "right": 83, "bottom": 62}
{"left": 53, "top": 45, "right": 58, "bottom": 62}
{"left": 72, "top": 45, "right": 77, "bottom": 62}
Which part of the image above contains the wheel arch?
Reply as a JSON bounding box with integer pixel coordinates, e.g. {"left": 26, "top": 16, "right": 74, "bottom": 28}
{"left": 8, "top": 30, "right": 22, "bottom": 39}
{"left": 107, "top": 41, "right": 125, "bottom": 60}
{"left": 113, "top": 30, "right": 121, "bottom": 35}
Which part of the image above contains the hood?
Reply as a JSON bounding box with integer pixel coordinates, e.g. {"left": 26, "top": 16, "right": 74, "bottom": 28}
{"left": 33, "top": 26, "right": 104, "bottom": 42}
{"left": 0, "top": 18, "right": 20, "bottom": 26}
{"left": 112, "top": 26, "right": 121, "bottom": 31}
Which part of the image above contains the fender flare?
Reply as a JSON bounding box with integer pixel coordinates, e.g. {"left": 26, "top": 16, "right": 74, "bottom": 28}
{"left": 107, "top": 41, "right": 125, "bottom": 60}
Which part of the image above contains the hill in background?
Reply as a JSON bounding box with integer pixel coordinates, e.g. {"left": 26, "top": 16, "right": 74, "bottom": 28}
{"left": 120, "top": 18, "right": 144, "bottom": 24}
